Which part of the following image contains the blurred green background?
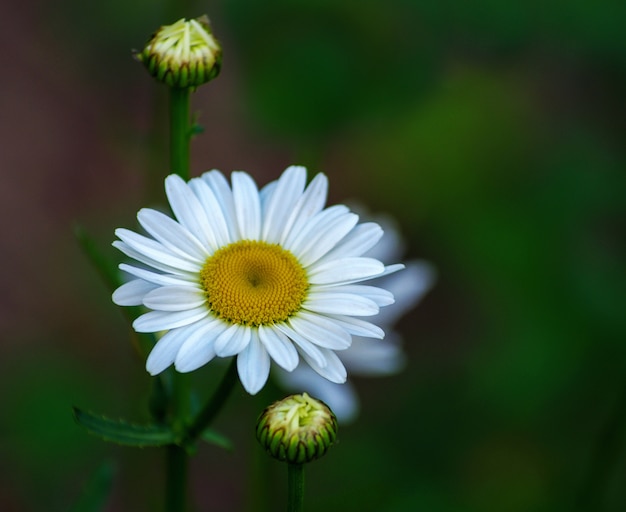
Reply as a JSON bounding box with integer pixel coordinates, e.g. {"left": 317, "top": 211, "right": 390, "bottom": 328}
{"left": 1, "top": 0, "right": 625, "bottom": 510}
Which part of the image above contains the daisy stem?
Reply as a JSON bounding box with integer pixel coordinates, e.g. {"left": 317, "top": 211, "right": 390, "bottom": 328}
{"left": 165, "top": 84, "right": 192, "bottom": 511}
{"left": 173, "top": 371, "right": 192, "bottom": 425}
{"left": 287, "top": 463, "right": 305, "bottom": 512}
{"left": 164, "top": 361, "right": 237, "bottom": 511}
{"left": 165, "top": 371, "right": 192, "bottom": 512}
{"left": 169, "top": 87, "right": 191, "bottom": 180}
{"left": 185, "top": 358, "right": 239, "bottom": 442}
{"left": 166, "top": 444, "right": 188, "bottom": 512}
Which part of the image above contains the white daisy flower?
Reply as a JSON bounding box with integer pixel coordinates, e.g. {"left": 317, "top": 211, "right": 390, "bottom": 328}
{"left": 112, "top": 166, "right": 402, "bottom": 394}
{"left": 275, "top": 213, "right": 436, "bottom": 422}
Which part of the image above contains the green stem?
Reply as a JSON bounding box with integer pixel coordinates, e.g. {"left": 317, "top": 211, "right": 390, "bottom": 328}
{"left": 288, "top": 463, "right": 305, "bottom": 512}
{"left": 169, "top": 87, "right": 191, "bottom": 180}
{"left": 185, "top": 359, "right": 239, "bottom": 442}
{"left": 172, "top": 371, "right": 192, "bottom": 428}
{"left": 166, "top": 444, "right": 188, "bottom": 512}
{"left": 165, "top": 84, "right": 192, "bottom": 512}
{"left": 164, "top": 360, "right": 237, "bottom": 511}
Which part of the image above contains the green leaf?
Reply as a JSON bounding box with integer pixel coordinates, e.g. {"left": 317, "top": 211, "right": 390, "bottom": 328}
{"left": 68, "top": 460, "right": 115, "bottom": 512}
{"left": 200, "top": 427, "right": 233, "bottom": 451}
{"left": 73, "top": 407, "right": 177, "bottom": 447}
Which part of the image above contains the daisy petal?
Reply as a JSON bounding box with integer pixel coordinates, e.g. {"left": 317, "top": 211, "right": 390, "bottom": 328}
{"left": 137, "top": 208, "right": 207, "bottom": 262}
{"left": 301, "top": 347, "right": 347, "bottom": 383}
{"left": 293, "top": 211, "right": 359, "bottom": 267}
{"left": 288, "top": 311, "right": 351, "bottom": 350}
{"left": 258, "top": 325, "right": 299, "bottom": 371}
{"left": 146, "top": 322, "right": 207, "bottom": 375}
{"left": 284, "top": 205, "right": 348, "bottom": 258}
{"left": 314, "top": 285, "right": 395, "bottom": 307}
{"left": 232, "top": 171, "right": 261, "bottom": 240}
{"left": 133, "top": 307, "right": 208, "bottom": 333}
{"left": 304, "top": 292, "right": 379, "bottom": 316}
{"left": 189, "top": 176, "right": 232, "bottom": 247}
{"left": 261, "top": 166, "right": 306, "bottom": 243}
{"left": 280, "top": 173, "right": 328, "bottom": 245}
{"left": 115, "top": 229, "right": 202, "bottom": 273}
{"left": 237, "top": 332, "right": 270, "bottom": 394}
{"left": 275, "top": 323, "right": 328, "bottom": 369}
{"left": 214, "top": 324, "right": 251, "bottom": 357}
{"left": 119, "top": 263, "right": 194, "bottom": 287}
{"left": 377, "top": 263, "right": 406, "bottom": 278}
{"left": 112, "top": 279, "right": 158, "bottom": 306}
{"left": 142, "top": 285, "right": 206, "bottom": 311}
{"left": 175, "top": 318, "right": 226, "bottom": 372}
{"left": 201, "top": 170, "right": 240, "bottom": 240}
{"left": 259, "top": 181, "right": 278, "bottom": 213}
{"left": 307, "top": 257, "right": 385, "bottom": 285}
{"left": 324, "top": 314, "right": 385, "bottom": 339}
{"left": 111, "top": 239, "right": 201, "bottom": 279}
{"left": 165, "top": 174, "right": 218, "bottom": 251}
{"left": 115, "top": 242, "right": 199, "bottom": 279}
{"left": 316, "top": 222, "right": 384, "bottom": 262}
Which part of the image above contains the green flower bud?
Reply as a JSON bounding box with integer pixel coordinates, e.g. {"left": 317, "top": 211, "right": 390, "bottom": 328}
{"left": 136, "top": 16, "right": 222, "bottom": 89}
{"left": 256, "top": 393, "right": 338, "bottom": 465}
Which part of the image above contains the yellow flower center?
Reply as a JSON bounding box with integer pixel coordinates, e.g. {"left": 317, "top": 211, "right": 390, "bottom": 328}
{"left": 200, "top": 240, "right": 308, "bottom": 327}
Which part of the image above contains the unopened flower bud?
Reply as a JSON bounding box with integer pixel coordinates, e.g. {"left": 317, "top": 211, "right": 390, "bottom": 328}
{"left": 136, "top": 16, "right": 221, "bottom": 89}
{"left": 256, "top": 393, "right": 338, "bottom": 464}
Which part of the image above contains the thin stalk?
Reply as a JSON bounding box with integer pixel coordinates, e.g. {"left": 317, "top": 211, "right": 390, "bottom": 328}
{"left": 287, "top": 463, "right": 305, "bottom": 512}
{"left": 169, "top": 87, "right": 191, "bottom": 180}
{"left": 172, "top": 371, "right": 192, "bottom": 428}
{"left": 166, "top": 444, "right": 188, "bottom": 512}
{"left": 164, "top": 84, "right": 192, "bottom": 512}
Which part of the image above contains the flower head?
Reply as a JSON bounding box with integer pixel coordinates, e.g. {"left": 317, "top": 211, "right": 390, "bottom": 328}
{"left": 112, "top": 166, "right": 402, "bottom": 394}
{"left": 256, "top": 393, "right": 337, "bottom": 464}
{"left": 136, "top": 16, "right": 221, "bottom": 88}
{"left": 275, "top": 213, "right": 436, "bottom": 422}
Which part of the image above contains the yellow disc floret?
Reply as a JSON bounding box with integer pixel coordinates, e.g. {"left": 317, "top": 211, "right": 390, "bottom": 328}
{"left": 200, "top": 240, "right": 308, "bottom": 326}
